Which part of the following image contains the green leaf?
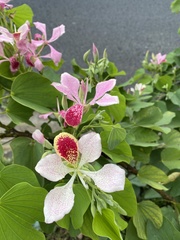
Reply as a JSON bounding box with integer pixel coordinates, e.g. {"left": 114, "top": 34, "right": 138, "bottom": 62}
{"left": 43, "top": 59, "right": 64, "bottom": 72}
{"left": 128, "top": 100, "right": 154, "bottom": 112}
{"left": 11, "top": 72, "right": 61, "bottom": 113}
{"left": 167, "top": 89, "right": 180, "bottom": 106}
{"left": 10, "top": 137, "right": 44, "bottom": 171}
{"left": 6, "top": 97, "right": 34, "bottom": 125}
{"left": 161, "top": 148, "right": 180, "bottom": 170}
{"left": 101, "top": 131, "right": 132, "bottom": 163}
{"left": 125, "top": 219, "right": 141, "bottom": 240}
{"left": 0, "top": 144, "right": 5, "bottom": 166}
{"left": 81, "top": 208, "right": 99, "bottom": 240}
{"left": 138, "top": 165, "right": 168, "bottom": 190}
{"left": 147, "top": 217, "right": 180, "bottom": 240}
{"left": 127, "top": 127, "right": 159, "bottom": 147}
{"left": 7, "top": 4, "right": 34, "bottom": 26}
{"left": 162, "top": 129, "right": 180, "bottom": 149}
{"left": 133, "top": 200, "right": 163, "bottom": 239}
{"left": 71, "top": 184, "right": 91, "bottom": 229}
{"left": 107, "top": 125, "right": 126, "bottom": 150}
{"left": 134, "top": 106, "right": 163, "bottom": 126}
{"left": 171, "top": 0, "right": 180, "bottom": 13}
{"left": 0, "top": 182, "right": 47, "bottom": 240}
{"left": 105, "top": 87, "right": 126, "bottom": 122}
{"left": 107, "top": 62, "right": 126, "bottom": 77}
{"left": 71, "top": 59, "right": 87, "bottom": 77}
{"left": 155, "top": 75, "right": 172, "bottom": 92}
{"left": 93, "top": 208, "right": 123, "bottom": 240}
{"left": 131, "top": 146, "right": 152, "bottom": 163}
{"left": 112, "top": 179, "right": 137, "bottom": 217}
{"left": 0, "top": 164, "right": 40, "bottom": 197}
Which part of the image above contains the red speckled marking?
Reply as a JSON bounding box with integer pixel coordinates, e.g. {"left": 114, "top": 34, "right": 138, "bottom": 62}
{"left": 65, "top": 104, "right": 83, "bottom": 127}
{"left": 54, "top": 132, "right": 79, "bottom": 164}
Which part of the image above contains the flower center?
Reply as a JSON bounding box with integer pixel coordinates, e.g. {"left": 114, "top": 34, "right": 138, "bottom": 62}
{"left": 54, "top": 132, "right": 79, "bottom": 164}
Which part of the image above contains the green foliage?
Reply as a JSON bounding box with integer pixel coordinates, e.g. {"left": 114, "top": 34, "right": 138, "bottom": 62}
{"left": 7, "top": 4, "right": 34, "bottom": 26}
{"left": 0, "top": 183, "right": 47, "bottom": 240}
{"left": 0, "top": 1, "right": 180, "bottom": 239}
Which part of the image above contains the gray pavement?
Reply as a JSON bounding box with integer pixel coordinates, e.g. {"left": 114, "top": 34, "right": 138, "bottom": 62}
{"left": 16, "top": 0, "right": 180, "bottom": 82}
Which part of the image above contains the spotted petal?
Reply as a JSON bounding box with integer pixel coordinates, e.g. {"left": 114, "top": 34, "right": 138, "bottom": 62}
{"left": 78, "top": 132, "right": 101, "bottom": 167}
{"left": 83, "top": 164, "right": 125, "bottom": 193}
{"left": 54, "top": 132, "right": 79, "bottom": 164}
{"left": 64, "top": 104, "right": 83, "bottom": 127}
{"left": 44, "top": 175, "right": 75, "bottom": 223}
{"left": 35, "top": 153, "right": 72, "bottom": 181}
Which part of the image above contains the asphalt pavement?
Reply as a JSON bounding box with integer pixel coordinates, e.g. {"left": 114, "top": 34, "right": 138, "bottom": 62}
{"left": 16, "top": 0, "right": 180, "bottom": 83}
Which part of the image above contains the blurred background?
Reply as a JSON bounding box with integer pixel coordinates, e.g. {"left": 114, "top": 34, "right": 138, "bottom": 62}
{"left": 17, "top": 0, "right": 180, "bottom": 82}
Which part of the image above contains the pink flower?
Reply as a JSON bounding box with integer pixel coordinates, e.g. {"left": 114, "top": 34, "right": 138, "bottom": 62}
{"left": 32, "top": 22, "right": 65, "bottom": 65}
{"left": 51, "top": 72, "right": 119, "bottom": 126}
{"left": 35, "top": 132, "right": 125, "bottom": 223}
{"left": 151, "top": 53, "right": 166, "bottom": 65}
{"left": 32, "top": 129, "right": 45, "bottom": 144}
{"left": 0, "top": 0, "right": 13, "bottom": 9}
{"left": 0, "top": 48, "right": 20, "bottom": 72}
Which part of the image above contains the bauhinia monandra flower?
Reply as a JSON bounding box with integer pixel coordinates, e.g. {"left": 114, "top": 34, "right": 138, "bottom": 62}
{"left": 51, "top": 72, "right": 119, "bottom": 126}
{"left": 35, "top": 131, "right": 125, "bottom": 224}
{"left": 151, "top": 53, "right": 166, "bottom": 65}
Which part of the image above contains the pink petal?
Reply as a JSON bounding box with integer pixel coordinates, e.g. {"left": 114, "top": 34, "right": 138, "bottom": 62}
{"left": 31, "top": 39, "right": 44, "bottom": 47}
{"left": 94, "top": 93, "right": 119, "bottom": 106}
{"left": 39, "top": 112, "right": 53, "bottom": 120}
{"left": 34, "top": 58, "right": 44, "bottom": 71}
{"left": 64, "top": 104, "right": 83, "bottom": 127}
{"left": 41, "top": 45, "right": 62, "bottom": 65}
{"left": 89, "top": 79, "right": 116, "bottom": 105}
{"left": 78, "top": 132, "right": 101, "bottom": 167}
{"left": 35, "top": 153, "right": 72, "bottom": 181}
{"left": 18, "top": 21, "right": 30, "bottom": 40}
{"left": 48, "top": 24, "right": 65, "bottom": 43}
{"left": 33, "top": 22, "right": 47, "bottom": 39}
{"left": 44, "top": 175, "right": 75, "bottom": 223}
{"left": 32, "top": 129, "right": 45, "bottom": 144}
{"left": 52, "top": 73, "right": 81, "bottom": 103}
{"left": 83, "top": 164, "right": 125, "bottom": 193}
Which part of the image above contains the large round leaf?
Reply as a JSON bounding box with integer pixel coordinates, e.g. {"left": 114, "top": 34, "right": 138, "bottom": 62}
{"left": 0, "top": 182, "right": 47, "bottom": 240}
{"left": 11, "top": 72, "right": 62, "bottom": 113}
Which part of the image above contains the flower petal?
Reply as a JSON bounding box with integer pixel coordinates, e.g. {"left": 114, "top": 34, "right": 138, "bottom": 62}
{"left": 48, "top": 24, "right": 65, "bottom": 43}
{"left": 41, "top": 45, "right": 62, "bottom": 65}
{"left": 94, "top": 93, "right": 119, "bottom": 106}
{"left": 35, "top": 153, "right": 72, "bottom": 181}
{"left": 39, "top": 112, "right": 53, "bottom": 120}
{"left": 32, "top": 129, "right": 45, "bottom": 144}
{"left": 65, "top": 104, "right": 83, "bottom": 127}
{"left": 54, "top": 132, "right": 79, "bottom": 164}
{"left": 44, "top": 175, "right": 75, "bottom": 223}
{"left": 78, "top": 132, "right": 101, "bottom": 166}
{"left": 83, "top": 164, "right": 125, "bottom": 193}
{"left": 89, "top": 79, "right": 116, "bottom": 105}
{"left": 33, "top": 22, "right": 47, "bottom": 39}
{"left": 52, "top": 73, "right": 81, "bottom": 103}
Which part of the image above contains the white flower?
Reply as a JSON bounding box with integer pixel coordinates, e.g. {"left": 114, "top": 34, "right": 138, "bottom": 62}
{"left": 130, "top": 83, "right": 146, "bottom": 95}
{"left": 35, "top": 131, "right": 125, "bottom": 224}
